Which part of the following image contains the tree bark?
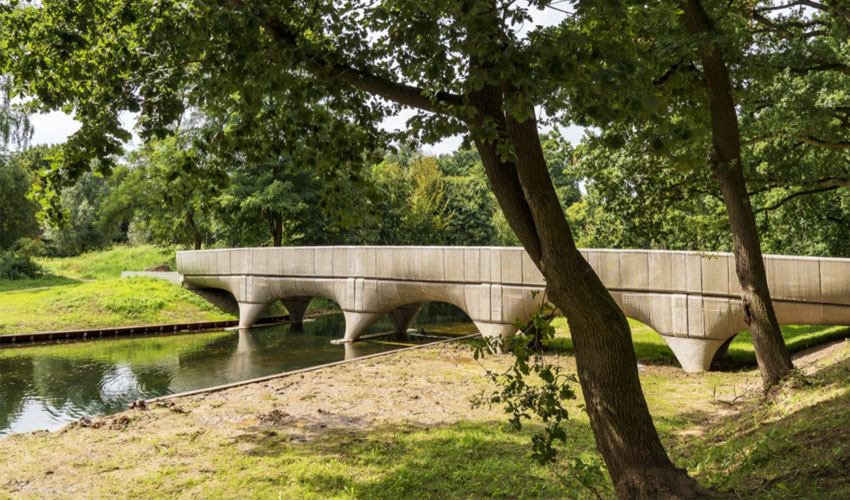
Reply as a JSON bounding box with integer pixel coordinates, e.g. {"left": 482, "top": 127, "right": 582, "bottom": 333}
{"left": 185, "top": 212, "right": 202, "bottom": 250}
{"left": 469, "top": 85, "right": 709, "bottom": 498}
{"left": 681, "top": 0, "right": 794, "bottom": 388}
{"left": 272, "top": 213, "right": 283, "bottom": 247}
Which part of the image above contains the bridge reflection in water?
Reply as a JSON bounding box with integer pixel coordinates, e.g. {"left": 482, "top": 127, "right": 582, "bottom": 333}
{"left": 0, "top": 304, "right": 470, "bottom": 436}
{"left": 178, "top": 246, "right": 850, "bottom": 373}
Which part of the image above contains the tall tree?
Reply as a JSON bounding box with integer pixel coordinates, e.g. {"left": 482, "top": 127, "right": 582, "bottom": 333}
{"left": 122, "top": 135, "right": 225, "bottom": 249}
{"left": 678, "top": 0, "right": 794, "bottom": 389}
{"left": 0, "top": 150, "right": 41, "bottom": 250}
{"left": 0, "top": 2, "right": 709, "bottom": 496}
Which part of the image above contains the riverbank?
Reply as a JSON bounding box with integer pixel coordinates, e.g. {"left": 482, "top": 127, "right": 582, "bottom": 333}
{"left": 2, "top": 336, "right": 849, "bottom": 499}
{"left": 0, "top": 278, "right": 234, "bottom": 335}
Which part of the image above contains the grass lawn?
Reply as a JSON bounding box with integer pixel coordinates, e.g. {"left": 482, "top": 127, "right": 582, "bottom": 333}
{"left": 548, "top": 317, "right": 850, "bottom": 368}
{"left": 1, "top": 338, "right": 848, "bottom": 499}
{"left": 0, "top": 275, "right": 81, "bottom": 293}
{"left": 38, "top": 245, "right": 177, "bottom": 280}
{"left": 0, "top": 277, "right": 234, "bottom": 335}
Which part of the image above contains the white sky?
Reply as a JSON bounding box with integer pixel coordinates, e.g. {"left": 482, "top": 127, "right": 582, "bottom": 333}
{"left": 28, "top": 3, "right": 586, "bottom": 154}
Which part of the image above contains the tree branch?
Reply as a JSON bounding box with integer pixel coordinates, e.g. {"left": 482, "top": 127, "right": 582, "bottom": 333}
{"left": 263, "top": 19, "right": 464, "bottom": 116}
{"left": 755, "top": 185, "right": 841, "bottom": 213}
{"left": 794, "top": 135, "right": 850, "bottom": 149}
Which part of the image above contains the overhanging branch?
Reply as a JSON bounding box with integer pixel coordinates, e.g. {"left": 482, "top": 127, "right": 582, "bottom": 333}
{"left": 263, "top": 19, "right": 464, "bottom": 116}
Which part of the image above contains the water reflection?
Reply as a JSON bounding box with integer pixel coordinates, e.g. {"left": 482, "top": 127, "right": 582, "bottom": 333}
{"left": 0, "top": 303, "right": 474, "bottom": 436}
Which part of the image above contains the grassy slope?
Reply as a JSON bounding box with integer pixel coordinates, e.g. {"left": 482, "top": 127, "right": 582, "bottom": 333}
{"left": 0, "top": 275, "right": 81, "bottom": 293}
{"left": 1, "top": 339, "right": 848, "bottom": 499}
{"left": 38, "top": 245, "right": 177, "bottom": 280}
{"left": 0, "top": 277, "right": 234, "bottom": 335}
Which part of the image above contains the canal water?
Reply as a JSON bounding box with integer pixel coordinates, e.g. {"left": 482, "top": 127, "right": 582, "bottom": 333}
{"left": 0, "top": 303, "right": 476, "bottom": 437}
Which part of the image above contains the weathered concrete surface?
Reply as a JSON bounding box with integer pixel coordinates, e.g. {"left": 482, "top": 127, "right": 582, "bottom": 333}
{"left": 177, "top": 247, "right": 850, "bottom": 372}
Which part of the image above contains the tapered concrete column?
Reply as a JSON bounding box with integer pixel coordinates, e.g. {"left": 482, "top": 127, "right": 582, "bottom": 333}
{"left": 661, "top": 335, "right": 729, "bottom": 373}
{"left": 473, "top": 321, "right": 518, "bottom": 350}
{"left": 282, "top": 296, "right": 312, "bottom": 326}
{"left": 237, "top": 301, "right": 268, "bottom": 329}
{"left": 388, "top": 303, "right": 425, "bottom": 334}
{"left": 344, "top": 341, "right": 371, "bottom": 361}
{"left": 341, "top": 311, "right": 385, "bottom": 343}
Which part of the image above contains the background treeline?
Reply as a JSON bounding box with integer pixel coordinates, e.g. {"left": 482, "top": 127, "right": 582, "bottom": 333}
{"left": 3, "top": 125, "right": 850, "bottom": 258}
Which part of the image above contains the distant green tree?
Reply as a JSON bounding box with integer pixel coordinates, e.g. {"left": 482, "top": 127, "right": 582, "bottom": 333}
{"left": 43, "top": 171, "right": 115, "bottom": 256}
{"left": 442, "top": 171, "right": 498, "bottom": 246}
{"left": 0, "top": 151, "right": 41, "bottom": 250}
{"left": 120, "top": 135, "right": 225, "bottom": 250}
{"left": 541, "top": 130, "right": 581, "bottom": 211}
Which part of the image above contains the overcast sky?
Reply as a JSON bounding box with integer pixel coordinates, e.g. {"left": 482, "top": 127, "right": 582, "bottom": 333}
{"left": 27, "top": 3, "right": 586, "bottom": 154}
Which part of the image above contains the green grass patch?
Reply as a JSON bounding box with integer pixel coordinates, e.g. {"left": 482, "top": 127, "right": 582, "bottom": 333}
{"left": 0, "top": 275, "right": 81, "bottom": 292}
{"left": 726, "top": 325, "right": 850, "bottom": 365}
{"left": 548, "top": 317, "right": 850, "bottom": 368}
{"left": 0, "top": 277, "right": 234, "bottom": 335}
{"left": 674, "top": 346, "right": 850, "bottom": 498}
{"left": 39, "top": 245, "right": 177, "bottom": 280}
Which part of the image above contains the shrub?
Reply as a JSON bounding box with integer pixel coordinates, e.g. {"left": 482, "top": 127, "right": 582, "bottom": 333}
{"left": 13, "top": 237, "right": 48, "bottom": 258}
{"left": 0, "top": 252, "right": 45, "bottom": 280}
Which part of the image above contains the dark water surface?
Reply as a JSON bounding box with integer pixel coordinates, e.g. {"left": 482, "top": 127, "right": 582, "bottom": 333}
{"left": 0, "top": 304, "right": 475, "bottom": 436}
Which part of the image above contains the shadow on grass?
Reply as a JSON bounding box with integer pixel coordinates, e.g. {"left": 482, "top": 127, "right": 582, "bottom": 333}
{"left": 227, "top": 419, "right": 606, "bottom": 499}
{"left": 0, "top": 275, "right": 82, "bottom": 293}
{"left": 675, "top": 348, "right": 850, "bottom": 499}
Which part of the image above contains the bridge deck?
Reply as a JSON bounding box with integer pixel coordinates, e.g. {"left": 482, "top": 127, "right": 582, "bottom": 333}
{"left": 177, "top": 247, "right": 850, "bottom": 372}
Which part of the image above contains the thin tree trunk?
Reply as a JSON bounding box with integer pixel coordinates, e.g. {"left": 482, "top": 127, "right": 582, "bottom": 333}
{"left": 469, "top": 84, "right": 709, "bottom": 498}
{"left": 185, "top": 212, "right": 202, "bottom": 250}
{"left": 681, "top": 0, "right": 794, "bottom": 388}
{"left": 272, "top": 213, "right": 283, "bottom": 247}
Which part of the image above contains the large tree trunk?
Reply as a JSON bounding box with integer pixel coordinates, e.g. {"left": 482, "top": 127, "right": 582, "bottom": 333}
{"left": 681, "top": 0, "right": 794, "bottom": 388}
{"left": 469, "top": 84, "right": 709, "bottom": 498}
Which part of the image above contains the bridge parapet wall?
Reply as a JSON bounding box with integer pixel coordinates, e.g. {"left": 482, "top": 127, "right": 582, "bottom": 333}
{"left": 177, "top": 247, "right": 850, "bottom": 372}
{"left": 179, "top": 247, "right": 848, "bottom": 304}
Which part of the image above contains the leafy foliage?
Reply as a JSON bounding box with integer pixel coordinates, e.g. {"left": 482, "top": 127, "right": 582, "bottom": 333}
{"left": 0, "top": 252, "right": 43, "bottom": 280}
{"left": 473, "top": 293, "right": 578, "bottom": 466}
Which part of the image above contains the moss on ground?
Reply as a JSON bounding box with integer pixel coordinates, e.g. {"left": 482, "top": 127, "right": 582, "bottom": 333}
{"left": 0, "top": 278, "right": 234, "bottom": 335}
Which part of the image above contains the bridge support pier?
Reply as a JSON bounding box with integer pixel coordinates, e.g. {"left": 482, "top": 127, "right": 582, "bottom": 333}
{"left": 388, "top": 303, "right": 425, "bottom": 334}
{"left": 342, "top": 311, "right": 385, "bottom": 343}
{"left": 282, "top": 296, "right": 312, "bottom": 326}
{"left": 661, "top": 335, "right": 729, "bottom": 373}
{"left": 473, "top": 321, "right": 518, "bottom": 350}
{"left": 237, "top": 301, "right": 269, "bottom": 329}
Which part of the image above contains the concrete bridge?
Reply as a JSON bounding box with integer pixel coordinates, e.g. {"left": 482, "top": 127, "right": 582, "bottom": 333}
{"left": 176, "top": 247, "right": 850, "bottom": 372}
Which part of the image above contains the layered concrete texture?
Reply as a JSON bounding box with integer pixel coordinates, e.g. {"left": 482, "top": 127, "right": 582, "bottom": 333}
{"left": 177, "top": 247, "right": 850, "bottom": 373}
